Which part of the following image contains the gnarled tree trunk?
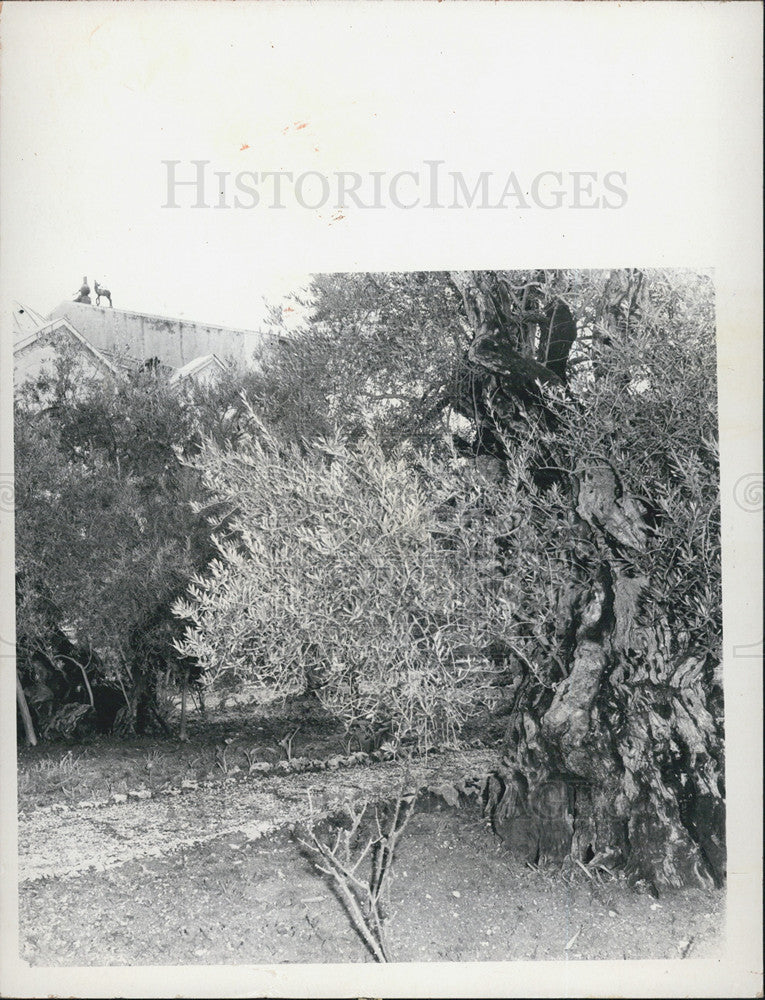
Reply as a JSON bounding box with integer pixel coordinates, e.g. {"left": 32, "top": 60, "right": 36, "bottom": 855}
{"left": 449, "top": 269, "right": 724, "bottom": 892}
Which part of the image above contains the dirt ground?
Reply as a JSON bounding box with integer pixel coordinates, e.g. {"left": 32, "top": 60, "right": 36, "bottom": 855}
{"left": 16, "top": 705, "right": 725, "bottom": 966}
{"left": 18, "top": 804, "right": 724, "bottom": 966}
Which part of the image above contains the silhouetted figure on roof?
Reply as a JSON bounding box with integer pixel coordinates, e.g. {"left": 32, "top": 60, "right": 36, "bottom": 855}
{"left": 73, "top": 277, "right": 91, "bottom": 305}
{"left": 94, "top": 280, "right": 113, "bottom": 308}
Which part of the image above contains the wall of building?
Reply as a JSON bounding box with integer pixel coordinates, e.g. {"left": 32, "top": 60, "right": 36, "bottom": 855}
{"left": 14, "top": 339, "right": 67, "bottom": 386}
{"left": 48, "top": 301, "right": 266, "bottom": 369}
{"left": 14, "top": 326, "right": 114, "bottom": 397}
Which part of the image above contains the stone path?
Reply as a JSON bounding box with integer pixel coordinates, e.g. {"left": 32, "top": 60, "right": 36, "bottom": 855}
{"left": 17, "top": 749, "right": 497, "bottom": 883}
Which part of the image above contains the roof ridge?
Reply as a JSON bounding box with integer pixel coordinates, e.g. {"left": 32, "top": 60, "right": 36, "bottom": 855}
{"left": 50, "top": 301, "right": 262, "bottom": 337}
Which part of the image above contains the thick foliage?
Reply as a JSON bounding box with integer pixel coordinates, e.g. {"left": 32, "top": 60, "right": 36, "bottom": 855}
{"left": 14, "top": 354, "right": 219, "bottom": 735}
{"left": 193, "top": 272, "right": 470, "bottom": 454}
{"left": 555, "top": 269, "right": 720, "bottom": 661}
{"left": 173, "top": 418, "right": 530, "bottom": 752}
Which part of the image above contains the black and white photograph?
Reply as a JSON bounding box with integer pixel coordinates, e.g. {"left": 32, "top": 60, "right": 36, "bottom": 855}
{"left": 11, "top": 266, "right": 727, "bottom": 958}
{"left": 0, "top": 4, "right": 761, "bottom": 999}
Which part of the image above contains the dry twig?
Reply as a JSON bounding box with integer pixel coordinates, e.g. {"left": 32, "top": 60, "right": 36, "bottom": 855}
{"left": 300, "top": 789, "right": 416, "bottom": 962}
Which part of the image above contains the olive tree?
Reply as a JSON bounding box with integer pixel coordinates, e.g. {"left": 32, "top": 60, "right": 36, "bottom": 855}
{"left": 173, "top": 417, "right": 525, "bottom": 752}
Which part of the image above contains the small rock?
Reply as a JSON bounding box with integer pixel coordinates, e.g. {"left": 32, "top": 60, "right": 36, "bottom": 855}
{"left": 678, "top": 939, "right": 692, "bottom": 957}
{"left": 112, "top": 793, "right": 127, "bottom": 804}
{"left": 452, "top": 890, "right": 461, "bottom": 898}
{"left": 181, "top": 780, "right": 198, "bottom": 791}
{"left": 608, "top": 910, "right": 617, "bottom": 918}
{"left": 128, "top": 789, "right": 152, "bottom": 800}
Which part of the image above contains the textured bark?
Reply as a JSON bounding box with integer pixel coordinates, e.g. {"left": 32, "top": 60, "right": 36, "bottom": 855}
{"left": 447, "top": 271, "right": 573, "bottom": 482}
{"left": 453, "top": 269, "right": 724, "bottom": 891}
{"left": 593, "top": 267, "right": 647, "bottom": 381}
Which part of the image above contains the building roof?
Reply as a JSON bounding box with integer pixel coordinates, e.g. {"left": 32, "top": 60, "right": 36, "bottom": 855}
{"left": 13, "top": 317, "right": 122, "bottom": 377}
{"left": 12, "top": 301, "right": 48, "bottom": 337}
{"left": 169, "top": 354, "right": 227, "bottom": 384}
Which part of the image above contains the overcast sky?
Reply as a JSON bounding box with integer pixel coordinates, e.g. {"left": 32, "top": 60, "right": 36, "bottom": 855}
{"left": 0, "top": 2, "right": 758, "bottom": 338}
{"left": 1, "top": 4, "right": 416, "bottom": 330}
{"left": 1, "top": 2, "right": 555, "bottom": 332}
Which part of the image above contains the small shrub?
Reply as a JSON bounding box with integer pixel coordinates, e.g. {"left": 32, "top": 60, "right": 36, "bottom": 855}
{"left": 173, "top": 417, "right": 518, "bottom": 751}
{"left": 299, "top": 792, "right": 417, "bottom": 962}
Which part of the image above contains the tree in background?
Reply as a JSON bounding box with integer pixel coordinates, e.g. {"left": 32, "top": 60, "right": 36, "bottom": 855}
{"left": 194, "top": 272, "right": 470, "bottom": 455}
{"left": 14, "top": 356, "right": 220, "bottom": 737}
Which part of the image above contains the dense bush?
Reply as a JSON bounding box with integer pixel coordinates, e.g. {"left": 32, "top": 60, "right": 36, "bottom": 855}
{"left": 14, "top": 353, "right": 221, "bottom": 736}
{"left": 172, "top": 416, "right": 532, "bottom": 752}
